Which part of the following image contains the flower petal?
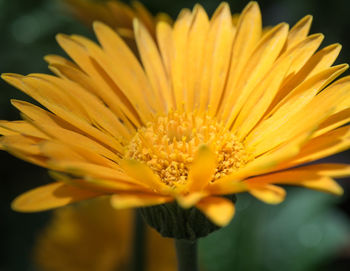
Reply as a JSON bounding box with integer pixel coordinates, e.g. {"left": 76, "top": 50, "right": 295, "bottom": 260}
{"left": 220, "top": 2, "right": 262, "bottom": 120}
{"left": 134, "top": 19, "right": 173, "bottom": 111}
{"left": 247, "top": 183, "right": 286, "bottom": 204}
{"left": 186, "top": 4, "right": 209, "bottom": 111}
{"left": 283, "top": 15, "right": 312, "bottom": 51}
{"left": 284, "top": 125, "right": 350, "bottom": 168}
{"left": 196, "top": 196, "right": 235, "bottom": 226}
{"left": 12, "top": 182, "right": 103, "bottom": 212}
{"left": 246, "top": 165, "right": 345, "bottom": 195}
{"left": 120, "top": 159, "right": 171, "bottom": 194}
{"left": 187, "top": 145, "right": 217, "bottom": 192}
{"left": 110, "top": 193, "right": 172, "bottom": 209}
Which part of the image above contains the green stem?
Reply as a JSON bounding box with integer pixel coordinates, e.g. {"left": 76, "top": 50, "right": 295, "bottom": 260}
{"left": 174, "top": 239, "right": 198, "bottom": 271}
{"left": 130, "top": 210, "right": 146, "bottom": 271}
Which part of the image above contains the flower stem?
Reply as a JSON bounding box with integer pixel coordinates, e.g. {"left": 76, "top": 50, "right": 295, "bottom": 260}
{"left": 174, "top": 239, "right": 198, "bottom": 271}
{"left": 130, "top": 209, "right": 146, "bottom": 271}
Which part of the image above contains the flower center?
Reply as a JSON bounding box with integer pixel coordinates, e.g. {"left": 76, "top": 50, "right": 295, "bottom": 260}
{"left": 125, "top": 111, "right": 249, "bottom": 187}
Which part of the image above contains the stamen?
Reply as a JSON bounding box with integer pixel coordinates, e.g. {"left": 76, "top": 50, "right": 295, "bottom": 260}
{"left": 125, "top": 111, "right": 250, "bottom": 187}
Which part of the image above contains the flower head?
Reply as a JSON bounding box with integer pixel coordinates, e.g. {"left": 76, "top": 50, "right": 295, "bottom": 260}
{"left": 2, "top": 2, "right": 350, "bottom": 230}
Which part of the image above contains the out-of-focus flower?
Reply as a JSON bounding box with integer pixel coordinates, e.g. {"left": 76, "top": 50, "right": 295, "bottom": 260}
{"left": 64, "top": 0, "right": 171, "bottom": 36}
{"left": 1, "top": 1, "right": 350, "bottom": 230}
{"left": 33, "top": 198, "right": 176, "bottom": 271}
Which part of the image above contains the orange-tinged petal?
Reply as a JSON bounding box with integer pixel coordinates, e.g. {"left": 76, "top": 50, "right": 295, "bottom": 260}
{"left": 12, "top": 182, "right": 103, "bottom": 212}
{"left": 196, "top": 196, "right": 235, "bottom": 226}
{"left": 110, "top": 193, "right": 172, "bottom": 209}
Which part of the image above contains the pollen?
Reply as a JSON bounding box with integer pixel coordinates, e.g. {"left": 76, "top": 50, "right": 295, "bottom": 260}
{"left": 125, "top": 111, "right": 250, "bottom": 187}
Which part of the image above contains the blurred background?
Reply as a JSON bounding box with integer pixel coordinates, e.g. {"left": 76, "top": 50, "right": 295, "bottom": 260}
{"left": 1, "top": 0, "right": 350, "bottom": 270}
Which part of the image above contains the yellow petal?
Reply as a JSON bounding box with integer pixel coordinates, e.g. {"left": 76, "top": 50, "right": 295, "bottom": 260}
{"left": 300, "top": 177, "right": 344, "bottom": 195}
{"left": 296, "top": 163, "right": 350, "bottom": 178}
{"left": 186, "top": 4, "right": 209, "bottom": 111}
{"left": 56, "top": 33, "right": 151, "bottom": 124}
{"left": 313, "top": 108, "right": 350, "bottom": 137}
{"left": 28, "top": 73, "right": 132, "bottom": 141}
{"left": 120, "top": 159, "right": 171, "bottom": 194}
{"left": 196, "top": 196, "right": 235, "bottom": 227}
{"left": 265, "top": 64, "right": 348, "bottom": 126}
{"left": 48, "top": 160, "right": 132, "bottom": 183}
{"left": 207, "top": 179, "right": 248, "bottom": 196}
{"left": 282, "top": 43, "right": 342, "bottom": 93}
{"left": 73, "top": 29, "right": 156, "bottom": 120}
{"left": 134, "top": 19, "right": 172, "bottom": 111}
{"left": 200, "top": 3, "right": 235, "bottom": 115}
{"left": 110, "top": 193, "right": 172, "bottom": 209}
{"left": 156, "top": 21, "right": 173, "bottom": 81}
{"left": 0, "top": 135, "right": 41, "bottom": 155}
{"left": 0, "top": 120, "right": 48, "bottom": 139}
{"left": 247, "top": 72, "right": 350, "bottom": 155}
{"left": 187, "top": 145, "right": 217, "bottom": 192}
{"left": 220, "top": 2, "right": 262, "bottom": 120}
{"left": 176, "top": 192, "right": 207, "bottom": 209}
{"left": 11, "top": 100, "right": 122, "bottom": 161}
{"left": 131, "top": 1, "right": 156, "bottom": 36}
{"left": 44, "top": 54, "right": 79, "bottom": 70}
{"left": 49, "top": 45, "right": 141, "bottom": 128}
{"left": 12, "top": 182, "right": 102, "bottom": 212}
{"left": 283, "top": 15, "right": 312, "bottom": 52}
{"left": 171, "top": 9, "right": 192, "bottom": 109}
{"left": 235, "top": 131, "right": 311, "bottom": 179}
{"left": 246, "top": 165, "right": 346, "bottom": 195}
{"left": 49, "top": 171, "right": 142, "bottom": 193}
{"left": 248, "top": 183, "right": 286, "bottom": 204}
{"left": 235, "top": 48, "right": 293, "bottom": 139}
{"left": 5, "top": 73, "right": 125, "bottom": 154}
{"left": 270, "top": 34, "right": 324, "bottom": 105}
{"left": 283, "top": 125, "right": 350, "bottom": 167}
{"left": 225, "top": 22, "right": 289, "bottom": 127}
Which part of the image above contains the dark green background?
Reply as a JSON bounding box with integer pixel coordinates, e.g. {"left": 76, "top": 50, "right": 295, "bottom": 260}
{"left": 1, "top": 0, "right": 350, "bottom": 270}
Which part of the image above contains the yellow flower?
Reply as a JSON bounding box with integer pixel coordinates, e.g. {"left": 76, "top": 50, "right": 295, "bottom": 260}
{"left": 33, "top": 198, "right": 176, "bottom": 271}
{"left": 2, "top": 2, "right": 350, "bottom": 227}
{"left": 63, "top": 0, "right": 171, "bottom": 37}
